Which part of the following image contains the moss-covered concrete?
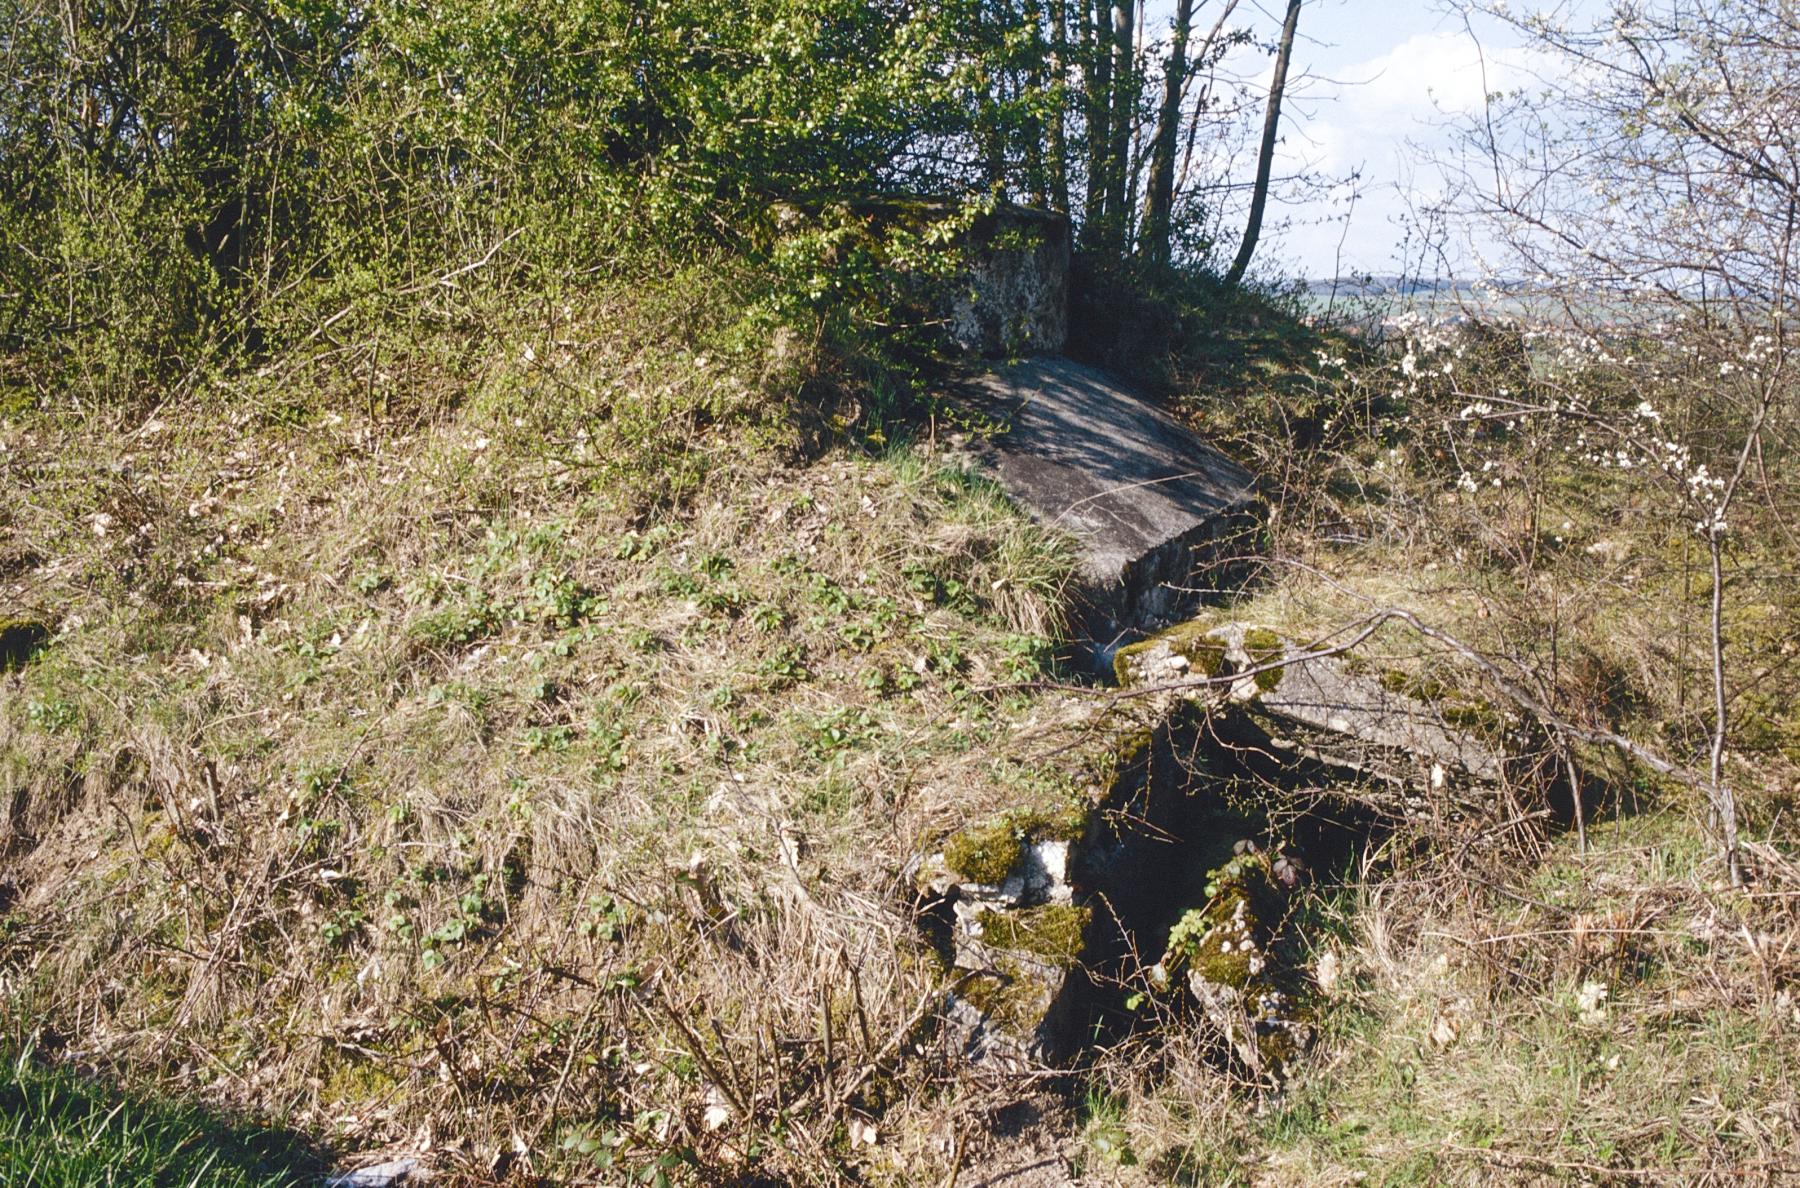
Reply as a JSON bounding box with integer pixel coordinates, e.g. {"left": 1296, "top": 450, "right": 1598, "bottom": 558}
{"left": 1155, "top": 848, "right": 1310, "bottom": 1075}
{"left": 958, "top": 955, "right": 1054, "bottom": 1033}
{"left": 941, "top": 803, "right": 1088, "bottom": 886}
{"left": 1111, "top": 619, "right": 1294, "bottom": 697}
{"left": 1240, "top": 627, "right": 1286, "bottom": 693}
{"left": 1112, "top": 617, "right": 1229, "bottom": 688}
{"left": 1378, "top": 667, "right": 1510, "bottom": 738}
{"left": 975, "top": 903, "right": 1091, "bottom": 967}
{"left": 942, "top": 818, "right": 1027, "bottom": 885}
{"left": 1161, "top": 851, "right": 1283, "bottom": 989}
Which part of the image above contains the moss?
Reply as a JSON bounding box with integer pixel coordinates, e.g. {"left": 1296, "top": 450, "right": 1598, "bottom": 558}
{"left": 1439, "top": 700, "right": 1508, "bottom": 736}
{"left": 1188, "top": 907, "right": 1256, "bottom": 987}
{"left": 1018, "top": 802, "right": 1090, "bottom": 844}
{"left": 958, "top": 955, "right": 1051, "bottom": 1032}
{"left": 1161, "top": 850, "right": 1289, "bottom": 990}
{"left": 975, "top": 903, "right": 1091, "bottom": 967}
{"left": 320, "top": 1058, "right": 399, "bottom": 1107}
{"left": 142, "top": 821, "right": 179, "bottom": 862}
{"left": 1240, "top": 627, "right": 1284, "bottom": 653}
{"left": 1380, "top": 668, "right": 1446, "bottom": 701}
{"left": 943, "top": 803, "right": 1088, "bottom": 885}
{"left": 1110, "top": 642, "right": 1146, "bottom": 687}
{"left": 1241, "top": 627, "right": 1286, "bottom": 693}
{"left": 1114, "top": 727, "right": 1155, "bottom": 769}
{"left": 1252, "top": 1018, "right": 1309, "bottom": 1071}
{"left": 1158, "top": 850, "right": 1314, "bottom": 1075}
{"left": 1112, "top": 618, "right": 1228, "bottom": 688}
{"left": 0, "top": 618, "right": 50, "bottom": 671}
{"left": 942, "top": 818, "right": 1026, "bottom": 885}
{"left": 1380, "top": 668, "right": 1509, "bottom": 738}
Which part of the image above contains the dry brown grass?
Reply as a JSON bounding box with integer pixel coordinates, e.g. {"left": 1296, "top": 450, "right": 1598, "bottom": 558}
{"left": 6, "top": 287, "right": 1800, "bottom": 1187}
{"left": 0, "top": 286, "right": 1088, "bottom": 1183}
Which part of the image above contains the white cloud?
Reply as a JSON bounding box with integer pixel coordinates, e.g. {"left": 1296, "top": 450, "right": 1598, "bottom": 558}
{"left": 1240, "top": 26, "right": 1565, "bottom": 274}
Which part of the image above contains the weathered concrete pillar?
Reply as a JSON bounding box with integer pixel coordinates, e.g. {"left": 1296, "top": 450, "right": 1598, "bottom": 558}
{"left": 947, "top": 208, "right": 1070, "bottom": 358}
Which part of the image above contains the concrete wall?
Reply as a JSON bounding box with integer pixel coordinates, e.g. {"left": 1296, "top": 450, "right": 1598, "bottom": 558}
{"left": 947, "top": 209, "right": 1070, "bottom": 358}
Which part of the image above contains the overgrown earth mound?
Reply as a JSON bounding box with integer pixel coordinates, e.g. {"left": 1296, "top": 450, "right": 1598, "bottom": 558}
{"left": 7, "top": 265, "right": 1800, "bottom": 1183}
{"left": 7, "top": 0, "right": 1800, "bottom": 1176}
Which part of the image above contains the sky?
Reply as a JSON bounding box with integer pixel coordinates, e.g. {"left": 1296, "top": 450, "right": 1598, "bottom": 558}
{"left": 1209, "top": 0, "right": 1585, "bottom": 278}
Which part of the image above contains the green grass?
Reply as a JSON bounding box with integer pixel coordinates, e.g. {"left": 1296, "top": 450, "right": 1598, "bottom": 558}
{"left": 2, "top": 1052, "right": 316, "bottom": 1187}
{"left": 0, "top": 281, "right": 1088, "bottom": 1183}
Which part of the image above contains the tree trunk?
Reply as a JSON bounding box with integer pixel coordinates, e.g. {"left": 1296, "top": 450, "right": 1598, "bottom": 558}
{"left": 1137, "top": 0, "right": 1193, "bottom": 265}
{"left": 1081, "top": 0, "right": 1112, "bottom": 243}
{"left": 1101, "top": 0, "right": 1133, "bottom": 252}
{"left": 978, "top": 2, "right": 1009, "bottom": 190}
{"left": 1047, "top": 0, "right": 1071, "bottom": 212}
{"left": 183, "top": 4, "right": 246, "bottom": 290}
{"left": 1224, "top": 0, "right": 1300, "bottom": 287}
{"left": 1022, "top": 0, "right": 1047, "bottom": 206}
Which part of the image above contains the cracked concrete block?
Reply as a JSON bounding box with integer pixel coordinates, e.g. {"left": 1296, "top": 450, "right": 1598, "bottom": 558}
{"left": 956, "top": 358, "right": 1259, "bottom": 667}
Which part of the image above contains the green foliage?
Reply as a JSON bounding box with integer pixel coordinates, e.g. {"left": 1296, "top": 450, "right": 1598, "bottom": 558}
{"left": 25, "top": 698, "right": 77, "bottom": 734}
{"left": 1080, "top": 1090, "right": 1140, "bottom": 1170}
{"left": 0, "top": 0, "right": 1034, "bottom": 398}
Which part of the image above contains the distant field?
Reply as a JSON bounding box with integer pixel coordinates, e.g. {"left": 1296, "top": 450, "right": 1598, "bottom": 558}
{"left": 1299, "top": 281, "right": 1645, "bottom": 329}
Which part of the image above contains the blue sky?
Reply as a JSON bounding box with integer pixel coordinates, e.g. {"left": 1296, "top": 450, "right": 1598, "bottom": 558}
{"left": 1204, "top": 1, "right": 1583, "bottom": 276}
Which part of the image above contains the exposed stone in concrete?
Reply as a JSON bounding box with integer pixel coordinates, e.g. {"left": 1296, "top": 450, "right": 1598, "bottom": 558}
{"left": 1115, "top": 619, "right": 1511, "bottom": 793}
{"left": 957, "top": 358, "right": 1258, "bottom": 665}
{"left": 947, "top": 209, "right": 1070, "bottom": 357}
{"left": 917, "top": 692, "right": 1177, "bottom": 1068}
{"left": 324, "top": 1157, "right": 425, "bottom": 1187}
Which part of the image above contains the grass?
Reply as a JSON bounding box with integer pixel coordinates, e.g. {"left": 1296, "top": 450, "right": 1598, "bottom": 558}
{"left": 0, "top": 278, "right": 1085, "bottom": 1183}
{"left": 1265, "top": 816, "right": 1800, "bottom": 1184}
{"left": 2, "top": 1051, "right": 316, "bottom": 1187}
{"left": 4, "top": 271, "right": 1798, "bottom": 1185}
{"left": 1076, "top": 810, "right": 1800, "bottom": 1185}
{"left": 1039, "top": 297, "right": 1800, "bottom": 1186}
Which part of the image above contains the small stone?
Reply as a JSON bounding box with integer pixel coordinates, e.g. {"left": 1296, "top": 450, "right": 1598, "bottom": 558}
{"left": 325, "top": 1157, "right": 425, "bottom": 1187}
{"left": 1314, "top": 951, "right": 1341, "bottom": 994}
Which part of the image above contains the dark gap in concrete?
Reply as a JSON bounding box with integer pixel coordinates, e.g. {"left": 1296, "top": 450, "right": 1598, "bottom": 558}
{"left": 1037, "top": 705, "right": 1390, "bottom": 1063}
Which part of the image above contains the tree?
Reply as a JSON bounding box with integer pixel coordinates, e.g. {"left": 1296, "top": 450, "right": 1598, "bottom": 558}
{"left": 1438, "top": 0, "right": 1800, "bottom": 885}
{"left": 1100, "top": 0, "right": 1135, "bottom": 249}
{"left": 1223, "top": 0, "right": 1301, "bottom": 287}
{"left": 1080, "top": 0, "right": 1115, "bottom": 241}
{"left": 1138, "top": 0, "right": 1196, "bottom": 266}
